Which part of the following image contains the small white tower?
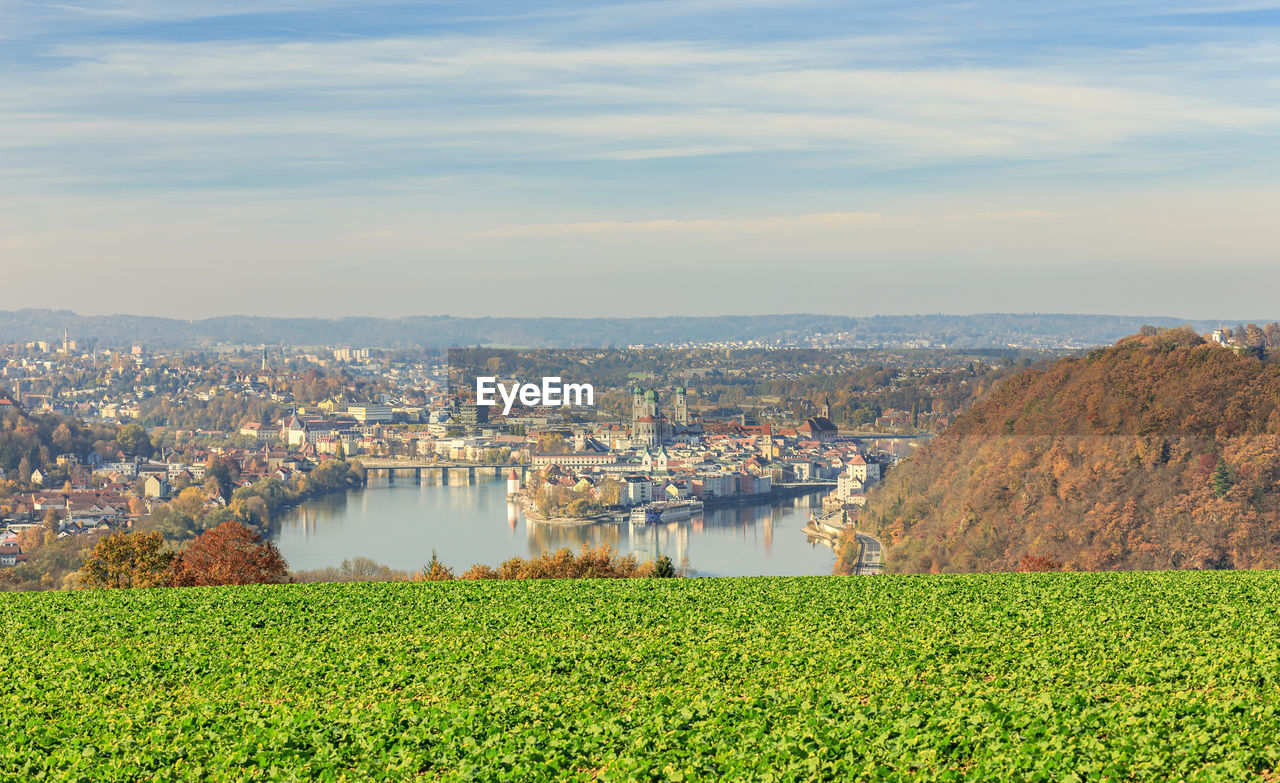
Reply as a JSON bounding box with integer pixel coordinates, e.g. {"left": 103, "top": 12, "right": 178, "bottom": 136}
{"left": 506, "top": 467, "right": 521, "bottom": 495}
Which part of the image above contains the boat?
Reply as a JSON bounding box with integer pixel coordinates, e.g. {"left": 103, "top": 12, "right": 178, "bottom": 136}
{"left": 629, "top": 500, "right": 704, "bottom": 524}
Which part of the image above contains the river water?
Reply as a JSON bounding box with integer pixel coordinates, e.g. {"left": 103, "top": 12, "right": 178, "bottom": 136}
{"left": 271, "top": 478, "right": 836, "bottom": 577}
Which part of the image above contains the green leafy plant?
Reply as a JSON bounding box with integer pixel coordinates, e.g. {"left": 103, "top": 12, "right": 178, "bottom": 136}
{"left": 5, "top": 571, "right": 1280, "bottom": 779}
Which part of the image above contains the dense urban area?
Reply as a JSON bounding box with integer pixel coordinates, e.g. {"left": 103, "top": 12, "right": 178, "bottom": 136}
{"left": 4, "top": 321, "right": 1280, "bottom": 590}
{"left": 0, "top": 325, "right": 1044, "bottom": 588}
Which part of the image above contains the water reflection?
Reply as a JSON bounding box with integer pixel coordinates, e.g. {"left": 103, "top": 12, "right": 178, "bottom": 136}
{"left": 274, "top": 478, "right": 835, "bottom": 577}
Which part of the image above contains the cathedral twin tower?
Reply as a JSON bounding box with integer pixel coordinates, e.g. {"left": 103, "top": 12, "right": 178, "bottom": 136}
{"left": 631, "top": 386, "right": 688, "bottom": 447}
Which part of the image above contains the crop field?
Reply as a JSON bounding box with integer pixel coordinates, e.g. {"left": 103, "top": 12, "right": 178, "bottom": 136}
{"left": 4, "top": 572, "right": 1280, "bottom": 781}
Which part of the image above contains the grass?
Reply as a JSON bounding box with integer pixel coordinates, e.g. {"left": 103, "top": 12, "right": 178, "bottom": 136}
{"left": 4, "top": 571, "right": 1280, "bottom": 780}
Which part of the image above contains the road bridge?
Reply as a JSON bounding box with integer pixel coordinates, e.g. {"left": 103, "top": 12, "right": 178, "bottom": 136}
{"left": 353, "top": 460, "right": 529, "bottom": 485}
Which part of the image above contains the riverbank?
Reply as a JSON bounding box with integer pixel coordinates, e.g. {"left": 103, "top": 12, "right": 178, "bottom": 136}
{"left": 512, "top": 483, "right": 831, "bottom": 525}
{"left": 702, "top": 483, "right": 832, "bottom": 509}
{"left": 511, "top": 492, "right": 605, "bottom": 526}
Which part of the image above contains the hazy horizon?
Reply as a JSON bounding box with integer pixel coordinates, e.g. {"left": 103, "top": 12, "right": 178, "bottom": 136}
{"left": 0, "top": 307, "right": 1275, "bottom": 324}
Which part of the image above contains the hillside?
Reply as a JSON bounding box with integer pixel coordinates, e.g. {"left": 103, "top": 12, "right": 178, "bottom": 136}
{"left": 5, "top": 573, "right": 1280, "bottom": 779}
{"left": 839, "top": 329, "right": 1280, "bottom": 574}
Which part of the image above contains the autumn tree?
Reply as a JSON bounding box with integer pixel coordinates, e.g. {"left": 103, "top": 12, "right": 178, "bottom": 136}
{"left": 42, "top": 507, "right": 61, "bottom": 540}
{"left": 1016, "top": 554, "right": 1063, "bottom": 573}
{"left": 52, "top": 422, "right": 73, "bottom": 452}
{"left": 80, "top": 531, "right": 176, "bottom": 589}
{"left": 417, "top": 550, "right": 455, "bottom": 581}
{"left": 536, "top": 433, "right": 568, "bottom": 454}
{"left": 171, "top": 485, "right": 210, "bottom": 518}
{"left": 597, "top": 479, "right": 624, "bottom": 506}
{"left": 169, "top": 521, "right": 289, "bottom": 586}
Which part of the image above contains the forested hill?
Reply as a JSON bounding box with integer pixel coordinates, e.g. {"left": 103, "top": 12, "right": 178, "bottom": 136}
{"left": 839, "top": 329, "right": 1280, "bottom": 574}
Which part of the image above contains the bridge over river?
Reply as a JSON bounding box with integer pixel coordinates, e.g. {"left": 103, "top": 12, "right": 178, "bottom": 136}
{"left": 354, "top": 460, "right": 528, "bottom": 484}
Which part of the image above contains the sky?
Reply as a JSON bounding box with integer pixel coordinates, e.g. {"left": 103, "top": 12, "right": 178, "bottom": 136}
{"left": 2, "top": 0, "right": 1279, "bottom": 319}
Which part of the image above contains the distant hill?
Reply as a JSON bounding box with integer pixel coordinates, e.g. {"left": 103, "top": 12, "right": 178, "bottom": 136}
{"left": 839, "top": 328, "right": 1280, "bottom": 574}
{"left": 0, "top": 309, "right": 1237, "bottom": 349}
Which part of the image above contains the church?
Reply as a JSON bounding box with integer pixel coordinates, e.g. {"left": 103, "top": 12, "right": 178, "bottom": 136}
{"left": 630, "top": 386, "right": 690, "bottom": 447}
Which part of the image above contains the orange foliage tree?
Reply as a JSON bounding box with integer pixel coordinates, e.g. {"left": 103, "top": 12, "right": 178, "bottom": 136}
{"left": 169, "top": 521, "right": 289, "bottom": 587}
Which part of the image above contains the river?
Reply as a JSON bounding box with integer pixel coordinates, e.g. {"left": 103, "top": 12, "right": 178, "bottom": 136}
{"left": 271, "top": 478, "right": 837, "bottom": 577}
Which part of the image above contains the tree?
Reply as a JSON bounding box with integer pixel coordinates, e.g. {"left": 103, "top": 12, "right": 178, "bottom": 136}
{"left": 42, "top": 509, "right": 58, "bottom": 546}
{"left": 117, "top": 423, "right": 154, "bottom": 458}
{"left": 651, "top": 554, "right": 676, "bottom": 578}
{"left": 417, "top": 550, "right": 455, "bottom": 581}
{"left": 169, "top": 521, "right": 289, "bottom": 586}
{"left": 1212, "top": 459, "right": 1234, "bottom": 498}
{"left": 52, "top": 422, "right": 73, "bottom": 452}
{"left": 204, "top": 455, "right": 238, "bottom": 503}
{"left": 80, "top": 531, "right": 176, "bottom": 589}
{"left": 171, "top": 486, "right": 209, "bottom": 518}
{"left": 597, "top": 479, "right": 624, "bottom": 507}
{"left": 536, "top": 433, "right": 568, "bottom": 454}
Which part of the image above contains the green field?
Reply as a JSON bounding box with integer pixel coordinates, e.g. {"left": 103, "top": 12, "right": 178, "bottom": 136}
{"left": 4, "top": 572, "right": 1280, "bottom": 781}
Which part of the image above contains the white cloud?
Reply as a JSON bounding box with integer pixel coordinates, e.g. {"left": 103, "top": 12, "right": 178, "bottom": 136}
{"left": 3, "top": 34, "right": 1276, "bottom": 183}
{"left": 2, "top": 0, "right": 1280, "bottom": 318}
{"left": 480, "top": 209, "right": 1077, "bottom": 238}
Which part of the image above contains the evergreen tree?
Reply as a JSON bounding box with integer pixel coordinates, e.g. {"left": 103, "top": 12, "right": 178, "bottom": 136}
{"left": 650, "top": 555, "right": 676, "bottom": 578}
{"left": 1212, "top": 459, "right": 1234, "bottom": 498}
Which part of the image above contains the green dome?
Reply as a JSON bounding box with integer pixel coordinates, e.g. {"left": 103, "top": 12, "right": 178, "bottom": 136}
{"left": 644, "top": 389, "right": 658, "bottom": 402}
{"left": 633, "top": 386, "right": 643, "bottom": 395}
{"left": 676, "top": 386, "right": 686, "bottom": 395}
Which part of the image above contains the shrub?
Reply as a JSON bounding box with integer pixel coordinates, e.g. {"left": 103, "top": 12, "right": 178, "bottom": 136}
{"left": 1017, "top": 554, "right": 1063, "bottom": 573}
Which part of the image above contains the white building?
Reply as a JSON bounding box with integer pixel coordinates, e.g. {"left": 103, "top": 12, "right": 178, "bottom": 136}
{"left": 531, "top": 452, "right": 618, "bottom": 469}
{"left": 623, "top": 475, "right": 653, "bottom": 505}
{"left": 347, "top": 405, "right": 393, "bottom": 424}
{"left": 847, "top": 455, "right": 881, "bottom": 486}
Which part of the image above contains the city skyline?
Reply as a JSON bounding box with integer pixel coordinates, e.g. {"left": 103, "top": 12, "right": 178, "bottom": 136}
{"left": 3, "top": 1, "right": 1279, "bottom": 318}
